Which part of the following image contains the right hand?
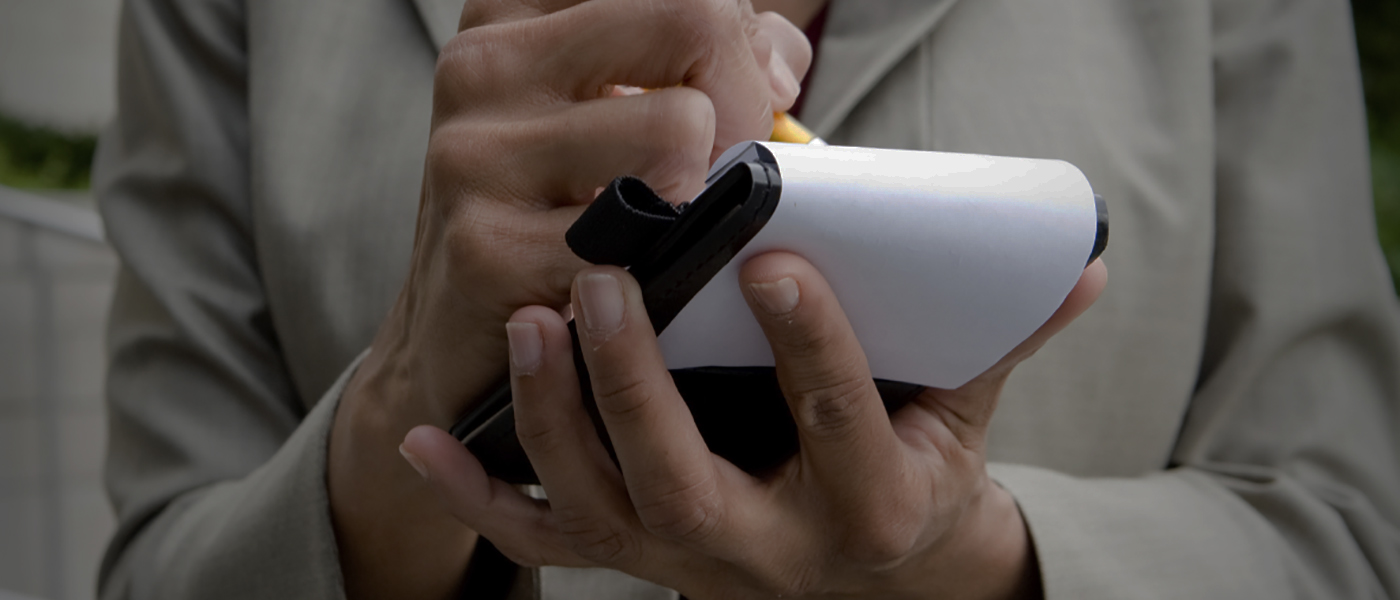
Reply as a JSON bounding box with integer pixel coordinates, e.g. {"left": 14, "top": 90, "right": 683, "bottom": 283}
{"left": 329, "top": 2, "right": 812, "bottom": 598}
{"left": 366, "top": 0, "right": 812, "bottom": 426}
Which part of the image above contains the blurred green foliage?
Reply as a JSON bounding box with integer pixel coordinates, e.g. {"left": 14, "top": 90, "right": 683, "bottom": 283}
{"left": 1375, "top": 146, "right": 1400, "bottom": 294}
{"left": 0, "top": 113, "right": 95, "bottom": 189}
{"left": 0, "top": 3, "right": 1397, "bottom": 290}
{"left": 1354, "top": 0, "right": 1400, "bottom": 293}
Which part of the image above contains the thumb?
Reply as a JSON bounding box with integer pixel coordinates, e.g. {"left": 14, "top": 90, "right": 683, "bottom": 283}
{"left": 400, "top": 425, "right": 593, "bottom": 568}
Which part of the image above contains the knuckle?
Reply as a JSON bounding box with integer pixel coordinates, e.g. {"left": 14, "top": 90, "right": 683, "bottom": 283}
{"left": 514, "top": 414, "right": 566, "bottom": 456}
{"left": 442, "top": 208, "right": 528, "bottom": 293}
{"left": 439, "top": 199, "right": 574, "bottom": 308}
{"left": 789, "top": 371, "right": 872, "bottom": 441}
{"left": 551, "top": 507, "right": 641, "bottom": 566}
{"left": 456, "top": 1, "right": 495, "bottom": 31}
{"left": 685, "top": 0, "right": 742, "bottom": 34}
{"left": 425, "top": 122, "right": 492, "bottom": 187}
{"left": 427, "top": 120, "right": 547, "bottom": 204}
{"left": 426, "top": 120, "right": 532, "bottom": 203}
{"left": 632, "top": 471, "right": 724, "bottom": 543}
{"left": 653, "top": 1, "right": 726, "bottom": 65}
{"left": 589, "top": 375, "right": 653, "bottom": 424}
{"left": 749, "top": 562, "right": 822, "bottom": 598}
{"left": 435, "top": 32, "right": 482, "bottom": 94}
{"left": 436, "top": 26, "right": 519, "bottom": 104}
{"left": 461, "top": 1, "right": 555, "bottom": 34}
{"left": 443, "top": 204, "right": 503, "bottom": 266}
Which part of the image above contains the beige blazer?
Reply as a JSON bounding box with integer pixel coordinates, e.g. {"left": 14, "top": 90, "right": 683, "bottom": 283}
{"left": 95, "top": 0, "right": 1400, "bottom": 597}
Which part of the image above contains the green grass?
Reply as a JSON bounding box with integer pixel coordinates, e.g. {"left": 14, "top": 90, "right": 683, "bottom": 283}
{"left": 0, "top": 113, "right": 96, "bottom": 190}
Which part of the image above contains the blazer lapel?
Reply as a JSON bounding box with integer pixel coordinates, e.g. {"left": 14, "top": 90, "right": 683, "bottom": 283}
{"left": 409, "top": 0, "right": 463, "bottom": 50}
{"left": 408, "top": 0, "right": 961, "bottom": 137}
{"left": 802, "top": 0, "right": 962, "bottom": 137}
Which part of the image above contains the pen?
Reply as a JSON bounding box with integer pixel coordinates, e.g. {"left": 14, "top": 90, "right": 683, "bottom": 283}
{"left": 770, "top": 112, "right": 827, "bottom": 146}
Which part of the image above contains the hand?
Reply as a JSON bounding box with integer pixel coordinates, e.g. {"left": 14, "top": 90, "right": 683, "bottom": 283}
{"left": 326, "top": 2, "right": 813, "bottom": 598}
{"left": 403, "top": 253, "right": 1107, "bottom": 599}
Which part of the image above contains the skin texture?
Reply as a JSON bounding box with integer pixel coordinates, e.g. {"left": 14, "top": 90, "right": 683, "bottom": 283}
{"left": 335, "top": 0, "right": 1107, "bottom": 597}
{"left": 328, "top": 1, "right": 813, "bottom": 598}
{"left": 404, "top": 256, "right": 1106, "bottom": 599}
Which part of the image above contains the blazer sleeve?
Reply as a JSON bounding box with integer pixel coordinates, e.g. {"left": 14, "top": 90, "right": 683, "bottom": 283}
{"left": 95, "top": 0, "right": 355, "bottom": 597}
{"left": 990, "top": 1, "right": 1400, "bottom": 597}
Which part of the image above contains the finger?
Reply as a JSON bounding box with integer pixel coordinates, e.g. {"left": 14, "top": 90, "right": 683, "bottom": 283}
{"left": 1018, "top": 258, "right": 1108, "bottom": 356}
{"left": 459, "top": 0, "right": 586, "bottom": 30}
{"left": 738, "top": 252, "right": 905, "bottom": 493}
{"left": 441, "top": 0, "right": 773, "bottom": 158}
{"left": 399, "top": 425, "right": 590, "bottom": 568}
{"left": 434, "top": 201, "right": 588, "bottom": 321}
{"left": 913, "top": 259, "right": 1109, "bottom": 435}
{"left": 506, "top": 305, "right": 651, "bottom": 568}
{"left": 751, "top": 11, "right": 812, "bottom": 111}
{"left": 430, "top": 88, "right": 718, "bottom": 313}
{"left": 572, "top": 0, "right": 771, "bottom": 158}
{"left": 457, "top": 5, "right": 806, "bottom": 142}
{"left": 572, "top": 266, "right": 757, "bottom": 554}
{"left": 981, "top": 258, "right": 1109, "bottom": 380}
{"left": 429, "top": 87, "right": 715, "bottom": 206}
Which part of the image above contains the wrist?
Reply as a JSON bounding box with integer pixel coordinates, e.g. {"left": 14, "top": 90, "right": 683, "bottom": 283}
{"left": 899, "top": 476, "right": 1041, "bottom": 600}
{"left": 354, "top": 289, "right": 507, "bottom": 428}
{"left": 328, "top": 344, "right": 481, "bottom": 599}
{"left": 967, "top": 480, "right": 1042, "bottom": 600}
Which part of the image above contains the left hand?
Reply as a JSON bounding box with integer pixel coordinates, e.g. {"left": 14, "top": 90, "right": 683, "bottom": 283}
{"left": 401, "top": 252, "right": 1106, "bottom": 599}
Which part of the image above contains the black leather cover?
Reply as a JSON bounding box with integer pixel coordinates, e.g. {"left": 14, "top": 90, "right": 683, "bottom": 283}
{"left": 450, "top": 146, "right": 924, "bottom": 484}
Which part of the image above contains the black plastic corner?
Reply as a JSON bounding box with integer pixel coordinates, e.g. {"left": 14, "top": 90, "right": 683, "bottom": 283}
{"left": 1089, "top": 193, "right": 1109, "bottom": 265}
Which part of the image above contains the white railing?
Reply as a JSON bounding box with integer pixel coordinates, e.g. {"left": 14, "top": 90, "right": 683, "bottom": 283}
{"left": 0, "top": 183, "right": 113, "bottom": 600}
{"left": 0, "top": 184, "right": 103, "bottom": 243}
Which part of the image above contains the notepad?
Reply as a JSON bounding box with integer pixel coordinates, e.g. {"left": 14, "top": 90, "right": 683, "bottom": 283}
{"left": 656, "top": 142, "right": 1101, "bottom": 390}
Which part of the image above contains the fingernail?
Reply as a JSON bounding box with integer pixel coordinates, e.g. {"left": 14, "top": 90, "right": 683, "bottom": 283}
{"left": 749, "top": 277, "right": 800, "bottom": 314}
{"left": 578, "top": 272, "right": 625, "bottom": 339}
{"left": 399, "top": 444, "right": 429, "bottom": 482}
{"left": 506, "top": 321, "right": 542, "bottom": 376}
